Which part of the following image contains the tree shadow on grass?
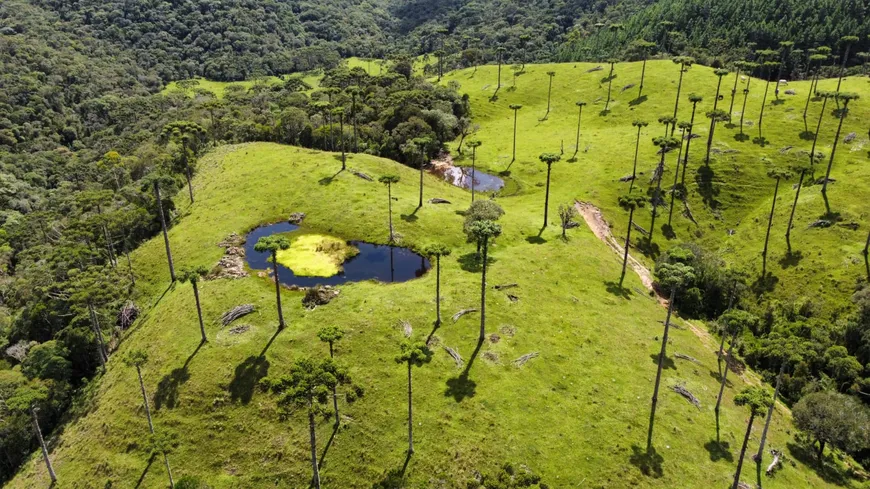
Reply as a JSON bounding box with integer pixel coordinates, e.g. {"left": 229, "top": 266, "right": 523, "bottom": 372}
{"left": 445, "top": 339, "right": 482, "bottom": 402}
{"left": 734, "top": 133, "right": 751, "bottom": 142}
{"left": 650, "top": 353, "right": 676, "bottom": 370}
{"left": 799, "top": 130, "right": 815, "bottom": 141}
{"left": 752, "top": 136, "right": 770, "bottom": 147}
{"left": 319, "top": 168, "right": 345, "bottom": 186}
{"left": 458, "top": 252, "right": 494, "bottom": 272}
{"left": 228, "top": 355, "right": 270, "bottom": 404}
{"left": 629, "top": 95, "right": 648, "bottom": 107}
{"left": 318, "top": 425, "right": 339, "bottom": 469}
{"left": 778, "top": 250, "right": 804, "bottom": 269}
{"left": 154, "top": 340, "right": 203, "bottom": 410}
{"left": 636, "top": 238, "right": 661, "bottom": 259}
{"left": 371, "top": 452, "right": 413, "bottom": 488}
{"left": 751, "top": 273, "right": 780, "bottom": 295}
{"left": 525, "top": 229, "right": 547, "bottom": 244}
{"left": 134, "top": 454, "right": 156, "bottom": 489}
{"left": 629, "top": 445, "right": 663, "bottom": 478}
{"left": 400, "top": 213, "right": 419, "bottom": 223}
{"left": 704, "top": 440, "right": 733, "bottom": 462}
{"left": 604, "top": 280, "right": 632, "bottom": 299}
{"left": 599, "top": 109, "right": 611, "bottom": 117}
{"left": 786, "top": 442, "right": 851, "bottom": 486}
{"left": 695, "top": 164, "right": 720, "bottom": 210}
{"left": 661, "top": 224, "right": 676, "bottom": 240}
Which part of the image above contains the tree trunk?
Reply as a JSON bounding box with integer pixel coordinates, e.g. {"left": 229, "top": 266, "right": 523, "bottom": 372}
{"left": 547, "top": 76, "right": 553, "bottom": 114}
{"left": 543, "top": 164, "right": 552, "bottom": 228}
{"left": 340, "top": 115, "right": 346, "bottom": 170}
{"left": 407, "top": 360, "right": 414, "bottom": 455}
{"left": 758, "top": 75, "right": 771, "bottom": 137}
{"left": 668, "top": 131, "right": 685, "bottom": 227}
{"left": 479, "top": 236, "right": 489, "bottom": 342}
{"left": 31, "top": 407, "right": 57, "bottom": 483}
{"left": 717, "top": 332, "right": 727, "bottom": 378}
{"left": 715, "top": 337, "right": 736, "bottom": 417}
{"left": 705, "top": 76, "right": 725, "bottom": 166}
{"left": 88, "top": 303, "right": 107, "bottom": 368}
{"left": 497, "top": 57, "right": 502, "bottom": 89}
{"left": 822, "top": 102, "right": 849, "bottom": 196}
{"left": 682, "top": 103, "right": 698, "bottom": 186}
{"left": 126, "top": 250, "right": 136, "bottom": 288}
{"left": 193, "top": 282, "right": 206, "bottom": 343}
{"left": 816, "top": 439, "right": 826, "bottom": 464}
{"left": 731, "top": 413, "right": 756, "bottom": 489}
{"left": 162, "top": 453, "right": 175, "bottom": 489}
{"left": 756, "top": 363, "right": 784, "bottom": 463}
{"left": 418, "top": 155, "right": 424, "bottom": 208}
{"left": 435, "top": 255, "right": 441, "bottom": 325}
{"left": 272, "top": 251, "right": 285, "bottom": 329}
{"left": 330, "top": 343, "right": 339, "bottom": 426}
{"left": 605, "top": 66, "right": 613, "bottom": 111}
{"left": 154, "top": 182, "right": 176, "bottom": 282}
{"left": 511, "top": 111, "right": 518, "bottom": 162}
{"left": 647, "top": 287, "right": 676, "bottom": 451}
{"left": 308, "top": 401, "right": 321, "bottom": 489}
{"left": 836, "top": 44, "right": 851, "bottom": 93}
{"left": 762, "top": 178, "right": 780, "bottom": 277}
{"left": 630, "top": 127, "right": 641, "bottom": 192}
{"left": 728, "top": 67, "right": 741, "bottom": 116}
{"left": 671, "top": 67, "right": 684, "bottom": 136}
{"left": 739, "top": 77, "right": 752, "bottom": 135}
{"left": 574, "top": 106, "right": 583, "bottom": 156}
{"left": 102, "top": 223, "right": 117, "bottom": 268}
{"left": 352, "top": 98, "right": 359, "bottom": 153}
{"left": 183, "top": 141, "right": 194, "bottom": 204}
{"left": 619, "top": 208, "right": 634, "bottom": 287}
{"left": 471, "top": 147, "right": 476, "bottom": 202}
{"left": 649, "top": 152, "right": 666, "bottom": 243}
{"left": 785, "top": 170, "right": 806, "bottom": 253}
{"left": 387, "top": 183, "right": 394, "bottom": 242}
{"left": 638, "top": 56, "right": 647, "bottom": 99}
{"left": 809, "top": 96, "right": 829, "bottom": 170}
{"left": 804, "top": 68, "right": 817, "bottom": 122}
{"left": 137, "top": 365, "right": 155, "bottom": 433}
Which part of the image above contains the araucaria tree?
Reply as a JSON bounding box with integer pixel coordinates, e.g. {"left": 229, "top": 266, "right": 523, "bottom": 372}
{"left": 160, "top": 121, "right": 206, "bottom": 204}
{"left": 646, "top": 262, "right": 695, "bottom": 451}
{"left": 179, "top": 266, "right": 209, "bottom": 343}
{"left": 395, "top": 341, "right": 433, "bottom": 455}
{"left": 727, "top": 61, "right": 745, "bottom": 117}
{"left": 332, "top": 107, "right": 347, "bottom": 169}
{"left": 545, "top": 71, "right": 556, "bottom": 116}
{"left": 7, "top": 381, "right": 57, "bottom": 484}
{"left": 785, "top": 160, "right": 813, "bottom": 254}
{"left": 379, "top": 175, "right": 400, "bottom": 242}
{"left": 804, "top": 53, "right": 829, "bottom": 123}
{"left": 836, "top": 36, "right": 860, "bottom": 92}
{"left": 731, "top": 387, "right": 773, "bottom": 489}
{"left": 144, "top": 174, "right": 179, "bottom": 282}
{"left": 124, "top": 349, "right": 175, "bottom": 488}
{"left": 761, "top": 168, "right": 793, "bottom": 277}
{"left": 649, "top": 136, "right": 681, "bottom": 244}
{"left": 668, "top": 121, "right": 690, "bottom": 228}
{"left": 680, "top": 94, "right": 702, "bottom": 187}
{"left": 401, "top": 137, "right": 431, "bottom": 209}
{"left": 773, "top": 41, "right": 794, "bottom": 99}
{"left": 317, "top": 325, "right": 345, "bottom": 426}
{"left": 705, "top": 69, "right": 729, "bottom": 162}
{"left": 634, "top": 39, "right": 656, "bottom": 100}
{"left": 604, "top": 59, "right": 618, "bottom": 111}
{"left": 495, "top": 46, "right": 506, "bottom": 91}
{"left": 822, "top": 93, "right": 860, "bottom": 207}
{"left": 738, "top": 62, "right": 759, "bottom": 136}
{"left": 573, "top": 101, "right": 587, "bottom": 158}
{"left": 424, "top": 244, "right": 451, "bottom": 325}
{"left": 755, "top": 52, "right": 780, "bottom": 138}
{"left": 466, "top": 139, "right": 482, "bottom": 202}
{"left": 539, "top": 153, "right": 561, "bottom": 228}
{"left": 670, "top": 56, "right": 695, "bottom": 134}
{"left": 509, "top": 104, "right": 523, "bottom": 163}
{"left": 704, "top": 109, "right": 730, "bottom": 165}
{"left": 265, "top": 358, "right": 351, "bottom": 489}
{"left": 714, "top": 310, "right": 758, "bottom": 435}
{"left": 469, "top": 220, "right": 502, "bottom": 342}
{"left": 254, "top": 235, "right": 291, "bottom": 329}
{"left": 629, "top": 120, "right": 648, "bottom": 192}
{"left": 618, "top": 194, "right": 646, "bottom": 287}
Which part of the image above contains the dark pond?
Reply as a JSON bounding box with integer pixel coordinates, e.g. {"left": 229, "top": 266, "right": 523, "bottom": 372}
{"left": 440, "top": 166, "right": 505, "bottom": 192}
{"left": 244, "top": 222, "right": 430, "bottom": 287}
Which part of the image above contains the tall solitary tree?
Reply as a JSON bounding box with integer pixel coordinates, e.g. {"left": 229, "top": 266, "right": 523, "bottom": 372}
{"left": 469, "top": 220, "right": 502, "bottom": 342}
{"left": 670, "top": 56, "right": 695, "bottom": 134}
{"left": 704, "top": 109, "right": 731, "bottom": 166}
{"left": 466, "top": 139, "right": 482, "bottom": 202}
{"left": 785, "top": 159, "right": 814, "bottom": 254}
{"left": 604, "top": 59, "right": 618, "bottom": 112}
{"left": 634, "top": 39, "right": 656, "bottom": 100}
{"left": 317, "top": 325, "right": 345, "bottom": 427}
{"left": 647, "top": 262, "right": 696, "bottom": 451}
{"left": 836, "top": 36, "right": 860, "bottom": 93}
{"left": 629, "top": 120, "right": 649, "bottom": 192}
{"left": 804, "top": 53, "right": 829, "bottom": 123}
{"left": 124, "top": 349, "right": 175, "bottom": 488}
{"left": 714, "top": 310, "right": 758, "bottom": 433}
{"left": 705, "top": 69, "right": 730, "bottom": 161}
{"left": 7, "top": 381, "right": 57, "bottom": 484}
{"left": 254, "top": 235, "right": 291, "bottom": 329}
{"left": 773, "top": 41, "right": 794, "bottom": 99}
{"left": 545, "top": 71, "right": 556, "bottom": 116}
{"left": 395, "top": 341, "right": 433, "bottom": 455}
{"left": 649, "top": 136, "right": 681, "bottom": 244}
{"left": 680, "top": 94, "right": 702, "bottom": 186}
{"left": 756, "top": 54, "right": 780, "bottom": 138}
{"left": 424, "top": 244, "right": 452, "bottom": 326}
{"left": 160, "top": 121, "right": 206, "bottom": 204}
{"left": 822, "top": 92, "right": 860, "bottom": 206}
{"left": 731, "top": 387, "right": 773, "bottom": 489}
{"left": 379, "top": 175, "right": 400, "bottom": 242}
{"left": 178, "top": 266, "right": 209, "bottom": 343}
{"left": 727, "top": 62, "right": 744, "bottom": 117}
{"left": 402, "top": 137, "right": 431, "bottom": 209}
{"left": 495, "top": 46, "right": 506, "bottom": 91}
{"left": 573, "top": 101, "right": 587, "bottom": 158}
{"left": 618, "top": 194, "right": 646, "bottom": 287}
{"left": 738, "top": 62, "right": 759, "bottom": 136}
{"left": 761, "top": 167, "right": 793, "bottom": 277}
{"left": 266, "top": 358, "right": 350, "bottom": 489}
{"left": 332, "top": 107, "right": 347, "bottom": 170}
{"left": 144, "top": 174, "right": 178, "bottom": 282}
{"left": 668, "top": 122, "right": 690, "bottom": 228}
{"left": 509, "top": 104, "right": 523, "bottom": 163}
{"left": 539, "top": 153, "right": 561, "bottom": 228}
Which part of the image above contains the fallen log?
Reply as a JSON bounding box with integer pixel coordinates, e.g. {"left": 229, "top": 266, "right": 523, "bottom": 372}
{"left": 400, "top": 319, "right": 412, "bottom": 338}
{"left": 428, "top": 198, "right": 451, "bottom": 204}
{"left": 220, "top": 304, "right": 255, "bottom": 326}
{"left": 351, "top": 169, "right": 374, "bottom": 181}
{"left": 443, "top": 346, "right": 463, "bottom": 368}
{"left": 674, "top": 353, "right": 701, "bottom": 364}
{"left": 452, "top": 308, "right": 477, "bottom": 322}
{"left": 512, "top": 352, "right": 539, "bottom": 367}
{"left": 766, "top": 449, "right": 782, "bottom": 475}
{"left": 493, "top": 283, "right": 518, "bottom": 290}
{"left": 671, "top": 383, "right": 701, "bottom": 409}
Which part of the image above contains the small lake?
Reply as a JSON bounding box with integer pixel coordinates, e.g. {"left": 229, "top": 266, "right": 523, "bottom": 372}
{"left": 440, "top": 166, "right": 505, "bottom": 192}
{"left": 244, "top": 222, "right": 430, "bottom": 287}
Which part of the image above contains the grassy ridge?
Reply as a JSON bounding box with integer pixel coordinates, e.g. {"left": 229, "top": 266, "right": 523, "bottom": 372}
{"left": 6, "top": 141, "right": 850, "bottom": 488}
{"left": 442, "top": 61, "right": 870, "bottom": 316}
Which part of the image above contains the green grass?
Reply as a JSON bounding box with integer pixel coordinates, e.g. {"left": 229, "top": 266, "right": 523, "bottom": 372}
{"left": 441, "top": 60, "right": 870, "bottom": 317}
{"left": 162, "top": 72, "right": 323, "bottom": 98}
{"left": 7, "top": 139, "right": 859, "bottom": 488}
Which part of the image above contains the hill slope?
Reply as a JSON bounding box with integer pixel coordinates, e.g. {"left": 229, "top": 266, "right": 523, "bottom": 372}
{"left": 6, "top": 142, "right": 851, "bottom": 488}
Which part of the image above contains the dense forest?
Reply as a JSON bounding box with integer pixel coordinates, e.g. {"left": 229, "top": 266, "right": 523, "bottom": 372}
{"left": 2, "top": 0, "right": 870, "bottom": 485}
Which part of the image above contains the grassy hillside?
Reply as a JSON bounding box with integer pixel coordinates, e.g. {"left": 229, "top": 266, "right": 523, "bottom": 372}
{"left": 442, "top": 61, "right": 870, "bottom": 317}
{"left": 6, "top": 141, "right": 856, "bottom": 488}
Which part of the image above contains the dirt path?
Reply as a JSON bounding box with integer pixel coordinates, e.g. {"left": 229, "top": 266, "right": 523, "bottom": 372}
{"left": 574, "top": 200, "right": 716, "bottom": 350}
